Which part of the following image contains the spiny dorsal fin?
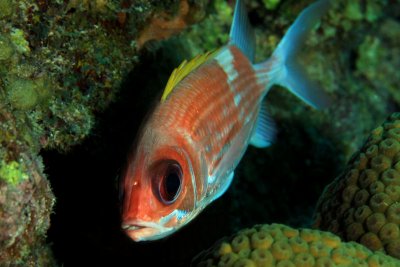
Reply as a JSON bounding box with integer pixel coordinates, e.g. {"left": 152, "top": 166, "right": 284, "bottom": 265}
{"left": 161, "top": 49, "right": 219, "bottom": 102}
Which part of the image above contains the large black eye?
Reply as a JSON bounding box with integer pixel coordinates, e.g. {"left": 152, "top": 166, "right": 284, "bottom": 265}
{"left": 155, "top": 162, "right": 182, "bottom": 204}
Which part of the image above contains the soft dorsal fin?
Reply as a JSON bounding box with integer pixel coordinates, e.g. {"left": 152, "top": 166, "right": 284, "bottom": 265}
{"left": 161, "top": 50, "right": 219, "bottom": 102}
{"left": 229, "top": 0, "right": 255, "bottom": 62}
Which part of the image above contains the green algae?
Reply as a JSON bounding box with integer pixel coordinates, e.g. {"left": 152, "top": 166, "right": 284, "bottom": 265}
{"left": 0, "top": 0, "right": 13, "bottom": 19}
{"left": 0, "top": 34, "right": 14, "bottom": 61}
{"left": 185, "top": 0, "right": 232, "bottom": 54}
{"left": 10, "top": 28, "right": 30, "bottom": 54}
{"left": 365, "top": 1, "right": 384, "bottom": 23}
{"left": 33, "top": 76, "right": 54, "bottom": 103}
{"left": 356, "top": 35, "right": 384, "bottom": 81}
{"left": 0, "top": 161, "right": 28, "bottom": 186}
{"left": 6, "top": 78, "right": 39, "bottom": 110}
{"left": 263, "top": 0, "right": 280, "bottom": 10}
{"left": 344, "top": 2, "right": 363, "bottom": 21}
{"left": 47, "top": 100, "right": 94, "bottom": 150}
{"left": 7, "top": 63, "right": 36, "bottom": 78}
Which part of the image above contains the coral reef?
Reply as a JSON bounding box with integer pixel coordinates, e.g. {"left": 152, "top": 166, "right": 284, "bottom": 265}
{"left": 137, "top": 0, "right": 209, "bottom": 49}
{"left": 0, "top": 0, "right": 208, "bottom": 265}
{"left": 192, "top": 223, "right": 399, "bottom": 267}
{"left": 314, "top": 112, "right": 400, "bottom": 259}
{"left": 0, "top": 0, "right": 399, "bottom": 266}
{"left": 0, "top": 0, "right": 206, "bottom": 153}
{"left": 0, "top": 107, "right": 55, "bottom": 265}
{"left": 44, "top": 0, "right": 400, "bottom": 265}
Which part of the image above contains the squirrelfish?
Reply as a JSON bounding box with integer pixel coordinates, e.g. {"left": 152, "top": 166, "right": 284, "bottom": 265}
{"left": 121, "top": 0, "right": 331, "bottom": 241}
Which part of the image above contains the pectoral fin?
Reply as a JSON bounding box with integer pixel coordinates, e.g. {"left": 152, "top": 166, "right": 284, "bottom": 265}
{"left": 212, "top": 172, "right": 234, "bottom": 202}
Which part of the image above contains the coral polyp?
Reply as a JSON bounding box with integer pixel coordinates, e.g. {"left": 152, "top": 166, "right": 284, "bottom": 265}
{"left": 192, "top": 223, "right": 399, "bottom": 267}
{"left": 314, "top": 113, "right": 400, "bottom": 259}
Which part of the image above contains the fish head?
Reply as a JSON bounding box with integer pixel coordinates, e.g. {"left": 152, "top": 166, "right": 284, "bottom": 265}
{"left": 121, "top": 127, "right": 201, "bottom": 241}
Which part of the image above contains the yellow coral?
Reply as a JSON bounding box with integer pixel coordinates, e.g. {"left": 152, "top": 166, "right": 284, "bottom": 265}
{"left": 314, "top": 112, "right": 400, "bottom": 259}
{"left": 192, "top": 224, "right": 399, "bottom": 266}
{"left": 250, "top": 231, "right": 273, "bottom": 249}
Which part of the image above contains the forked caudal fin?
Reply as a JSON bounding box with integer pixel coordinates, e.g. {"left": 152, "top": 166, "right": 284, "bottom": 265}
{"left": 256, "top": 0, "right": 331, "bottom": 109}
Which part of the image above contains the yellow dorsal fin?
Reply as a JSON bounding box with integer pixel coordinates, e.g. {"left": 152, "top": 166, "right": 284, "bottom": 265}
{"left": 161, "top": 49, "right": 219, "bottom": 102}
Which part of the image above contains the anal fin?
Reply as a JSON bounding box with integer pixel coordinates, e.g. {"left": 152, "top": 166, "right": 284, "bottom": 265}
{"left": 250, "top": 102, "right": 276, "bottom": 148}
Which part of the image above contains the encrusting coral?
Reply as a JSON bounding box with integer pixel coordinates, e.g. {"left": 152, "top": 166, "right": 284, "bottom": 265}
{"left": 192, "top": 223, "right": 399, "bottom": 267}
{"left": 0, "top": 0, "right": 208, "bottom": 153}
{"left": 0, "top": 0, "right": 208, "bottom": 265}
{"left": 0, "top": 107, "right": 55, "bottom": 266}
{"left": 314, "top": 112, "right": 400, "bottom": 259}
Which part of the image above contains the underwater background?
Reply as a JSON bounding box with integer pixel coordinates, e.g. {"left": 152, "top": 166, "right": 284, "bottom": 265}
{"left": 0, "top": 0, "right": 400, "bottom": 266}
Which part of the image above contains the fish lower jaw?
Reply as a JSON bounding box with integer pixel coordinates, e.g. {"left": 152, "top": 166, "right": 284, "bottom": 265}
{"left": 121, "top": 224, "right": 143, "bottom": 231}
{"left": 121, "top": 220, "right": 174, "bottom": 241}
{"left": 122, "top": 224, "right": 155, "bottom": 241}
{"left": 121, "top": 219, "right": 162, "bottom": 230}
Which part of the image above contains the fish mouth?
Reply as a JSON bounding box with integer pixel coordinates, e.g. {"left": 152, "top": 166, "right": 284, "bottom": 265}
{"left": 121, "top": 224, "right": 145, "bottom": 231}
{"left": 121, "top": 220, "right": 172, "bottom": 241}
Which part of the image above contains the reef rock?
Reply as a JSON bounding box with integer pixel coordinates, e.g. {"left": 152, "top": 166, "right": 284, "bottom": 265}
{"left": 0, "top": 108, "right": 55, "bottom": 266}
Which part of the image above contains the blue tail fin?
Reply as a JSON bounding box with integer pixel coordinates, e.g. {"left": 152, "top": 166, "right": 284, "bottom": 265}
{"left": 256, "top": 0, "right": 331, "bottom": 109}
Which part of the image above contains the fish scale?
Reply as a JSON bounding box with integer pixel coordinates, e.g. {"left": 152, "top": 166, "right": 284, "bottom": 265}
{"left": 162, "top": 64, "right": 234, "bottom": 181}
{"left": 163, "top": 48, "right": 260, "bottom": 177}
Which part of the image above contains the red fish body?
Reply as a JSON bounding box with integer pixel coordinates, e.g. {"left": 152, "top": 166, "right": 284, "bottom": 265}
{"left": 121, "top": 0, "right": 331, "bottom": 241}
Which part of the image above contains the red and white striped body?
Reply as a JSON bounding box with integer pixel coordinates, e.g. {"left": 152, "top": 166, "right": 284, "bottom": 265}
{"left": 121, "top": 45, "right": 268, "bottom": 241}
{"left": 155, "top": 45, "right": 266, "bottom": 200}
{"left": 121, "top": 0, "right": 330, "bottom": 242}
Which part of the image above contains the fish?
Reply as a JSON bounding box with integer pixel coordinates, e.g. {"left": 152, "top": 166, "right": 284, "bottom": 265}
{"left": 121, "top": 0, "right": 331, "bottom": 241}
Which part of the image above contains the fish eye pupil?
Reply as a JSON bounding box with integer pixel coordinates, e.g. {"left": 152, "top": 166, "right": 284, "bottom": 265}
{"left": 164, "top": 172, "right": 180, "bottom": 199}
{"left": 158, "top": 162, "right": 182, "bottom": 204}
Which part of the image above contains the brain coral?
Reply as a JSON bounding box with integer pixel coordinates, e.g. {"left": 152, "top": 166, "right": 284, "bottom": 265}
{"left": 314, "top": 112, "right": 400, "bottom": 259}
{"left": 192, "top": 223, "right": 398, "bottom": 267}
